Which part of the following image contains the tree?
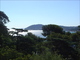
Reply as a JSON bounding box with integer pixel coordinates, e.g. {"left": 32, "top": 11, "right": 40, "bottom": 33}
{"left": 0, "top": 11, "right": 10, "bottom": 36}
{"left": 12, "top": 28, "right": 28, "bottom": 36}
{"left": 0, "top": 11, "right": 10, "bottom": 24}
{"left": 0, "top": 24, "right": 9, "bottom": 36}
{"left": 16, "top": 36, "right": 36, "bottom": 54}
{"left": 42, "top": 24, "right": 64, "bottom": 36}
{"left": 0, "top": 11, "right": 11, "bottom": 47}
{"left": 78, "top": 25, "right": 80, "bottom": 31}
{"left": 43, "top": 38, "right": 79, "bottom": 60}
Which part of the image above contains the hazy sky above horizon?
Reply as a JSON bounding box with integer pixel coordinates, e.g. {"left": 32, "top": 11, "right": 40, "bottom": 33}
{"left": 0, "top": 0, "right": 80, "bottom": 28}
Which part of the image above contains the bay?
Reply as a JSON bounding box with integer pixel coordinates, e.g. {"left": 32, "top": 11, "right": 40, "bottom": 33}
{"left": 19, "top": 30, "right": 45, "bottom": 38}
{"left": 10, "top": 29, "right": 76, "bottom": 38}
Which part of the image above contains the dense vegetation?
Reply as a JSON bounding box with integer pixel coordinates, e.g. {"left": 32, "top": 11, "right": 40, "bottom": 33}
{"left": 0, "top": 11, "right": 80, "bottom": 60}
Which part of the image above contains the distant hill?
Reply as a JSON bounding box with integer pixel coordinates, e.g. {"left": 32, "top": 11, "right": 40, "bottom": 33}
{"left": 25, "top": 24, "right": 43, "bottom": 30}
{"left": 60, "top": 26, "right": 78, "bottom": 31}
{"left": 25, "top": 24, "right": 78, "bottom": 31}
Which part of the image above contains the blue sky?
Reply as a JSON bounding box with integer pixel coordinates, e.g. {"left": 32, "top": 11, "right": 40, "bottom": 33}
{"left": 0, "top": 0, "right": 80, "bottom": 28}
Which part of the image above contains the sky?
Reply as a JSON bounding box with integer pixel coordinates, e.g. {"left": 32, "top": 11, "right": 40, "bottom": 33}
{"left": 0, "top": 0, "right": 80, "bottom": 28}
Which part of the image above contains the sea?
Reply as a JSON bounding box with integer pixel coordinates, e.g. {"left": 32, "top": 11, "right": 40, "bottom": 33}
{"left": 18, "top": 30, "right": 45, "bottom": 38}
{"left": 9, "top": 29, "right": 76, "bottom": 38}
{"left": 19, "top": 30, "right": 76, "bottom": 38}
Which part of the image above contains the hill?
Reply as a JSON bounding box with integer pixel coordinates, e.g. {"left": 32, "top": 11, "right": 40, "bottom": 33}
{"left": 25, "top": 24, "right": 78, "bottom": 32}
{"left": 25, "top": 24, "right": 43, "bottom": 30}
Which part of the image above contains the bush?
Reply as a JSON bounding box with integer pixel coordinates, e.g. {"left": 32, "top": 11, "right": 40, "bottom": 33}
{"left": 30, "top": 48, "right": 66, "bottom": 60}
{"left": 0, "top": 46, "right": 23, "bottom": 60}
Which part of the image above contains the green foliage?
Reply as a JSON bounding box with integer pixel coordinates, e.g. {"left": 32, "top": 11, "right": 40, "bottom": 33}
{"left": 0, "top": 15, "right": 80, "bottom": 60}
{"left": 71, "top": 32, "right": 80, "bottom": 42}
{"left": 30, "top": 49, "right": 66, "bottom": 60}
{"left": 16, "top": 36, "right": 36, "bottom": 54}
{"left": 11, "top": 28, "right": 28, "bottom": 36}
{"left": 43, "top": 39, "right": 79, "bottom": 60}
{"left": 0, "top": 46, "right": 66, "bottom": 60}
{"left": 42, "top": 24, "right": 64, "bottom": 36}
{"left": 78, "top": 25, "right": 80, "bottom": 31}
{"left": 0, "top": 35, "right": 12, "bottom": 48}
{"left": 0, "top": 46, "right": 23, "bottom": 60}
{"left": 26, "top": 33, "right": 38, "bottom": 41}
{"left": 0, "top": 11, "right": 10, "bottom": 24}
{"left": 0, "top": 11, "right": 10, "bottom": 48}
{"left": 47, "top": 32, "right": 72, "bottom": 42}
{"left": 0, "top": 24, "right": 9, "bottom": 36}
{"left": 26, "top": 33, "right": 44, "bottom": 43}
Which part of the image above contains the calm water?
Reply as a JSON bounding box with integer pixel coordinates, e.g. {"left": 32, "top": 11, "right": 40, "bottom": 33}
{"left": 19, "top": 30, "right": 45, "bottom": 38}
{"left": 10, "top": 30, "right": 76, "bottom": 38}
